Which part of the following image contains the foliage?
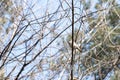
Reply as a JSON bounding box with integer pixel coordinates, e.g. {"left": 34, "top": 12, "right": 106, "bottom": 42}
{"left": 0, "top": 0, "right": 120, "bottom": 80}
{"left": 63, "top": 0, "right": 120, "bottom": 79}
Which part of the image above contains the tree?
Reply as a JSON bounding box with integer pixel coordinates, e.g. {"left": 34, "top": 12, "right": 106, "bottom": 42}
{"left": 60, "top": 0, "right": 120, "bottom": 80}
{"left": 0, "top": 0, "right": 120, "bottom": 80}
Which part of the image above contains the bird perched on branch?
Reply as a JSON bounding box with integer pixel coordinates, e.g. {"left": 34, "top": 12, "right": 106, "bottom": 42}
{"left": 68, "top": 40, "right": 82, "bottom": 52}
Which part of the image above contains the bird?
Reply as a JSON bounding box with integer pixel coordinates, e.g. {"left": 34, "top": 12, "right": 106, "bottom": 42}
{"left": 68, "top": 40, "right": 82, "bottom": 52}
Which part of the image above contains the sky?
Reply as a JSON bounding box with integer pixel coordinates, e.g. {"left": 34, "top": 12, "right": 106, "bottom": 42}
{"left": 2, "top": 0, "right": 120, "bottom": 80}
